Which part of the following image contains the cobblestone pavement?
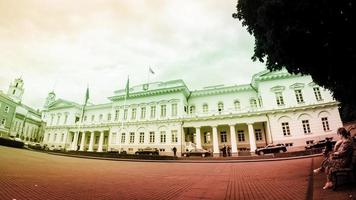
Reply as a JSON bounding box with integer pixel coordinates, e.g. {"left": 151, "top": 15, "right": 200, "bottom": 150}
{"left": 0, "top": 146, "right": 312, "bottom": 200}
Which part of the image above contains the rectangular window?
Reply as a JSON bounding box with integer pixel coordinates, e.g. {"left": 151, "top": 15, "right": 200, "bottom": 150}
{"left": 302, "top": 120, "right": 311, "bottom": 134}
{"left": 115, "top": 110, "right": 119, "bottom": 121}
{"left": 131, "top": 108, "right": 136, "bottom": 120}
{"left": 203, "top": 104, "right": 208, "bottom": 113}
{"left": 160, "top": 105, "right": 166, "bottom": 117}
{"left": 171, "top": 104, "right": 177, "bottom": 117}
{"left": 255, "top": 129, "right": 263, "bottom": 141}
{"left": 171, "top": 130, "right": 178, "bottom": 143}
{"left": 322, "top": 117, "right": 330, "bottom": 131}
{"left": 204, "top": 132, "right": 211, "bottom": 144}
{"left": 99, "top": 114, "right": 103, "bottom": 121}
{"left": 282, "top": 122, "right": 291, "bottom": 136}
{"left": 139, "top": 132, "right": 144, "bottom": 143}
{"left": 107, "top": 113, "right": 111, "bottom": 121}
{"left": 150, "top": 106, "right": 156, "bottom": 118}
{"left": 50, "top": 115, "right": 54, "bottom": 125}
{"left": 220, "top": 131, "right": 227, "bottom": 143}
{"left": 237, "top": 130, "right": 245, "bottom": 142}
{"left": 313, "top": 87, "right": 323, "bottom": 101}
{"left": 95, "top": 136, "right": 99, "bottom": 144}
{"left": 91, "top": 115, "right": 95, "bottom": 122}
{"left": 121, "top": 133, "right": 126, "bottom": 143}
{"left": 275, "top": 92, "right": 284, "bottom": 106}
{"left": 160, "top": 131, "right": 166, "bottom": 143}
{"left": 86, "top": 136, "right": 90, "bottom": 144}
{"left": 111, "top": 133, "right": 116, "bottom": 144}
{"left": 84, "top": 115, "right": 87, "bottom": 121}
{"left": 129, "top": 132, "right": 135, "bottom": 143}
{"left": 54, "top": 133, "right": 57, "bottom": 142}
{"left": 64, "top": 115, "right": 68, "bottom": 124}
{"left": 56, "top": 115, "right": 61, "bottom": 125}
{"left": 149, "top": 131, "right": 155, "bottom": 143}
{"left": 61, "top": 133, "right": 64, "bottom": 142}
{"left": 295, "top": 89, "right": 304, "bottom": 103}
{"left": 140, "top": 107, "right": 146, "bottom": 119}
{"left": 124, "top": 109, "right": 128, "bottom": 120}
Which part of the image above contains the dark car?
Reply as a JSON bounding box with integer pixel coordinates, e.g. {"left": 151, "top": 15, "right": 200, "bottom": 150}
{"left": 305, "top": 139, "right": 337, "bottom": 150}
{"left": 182, "top": 149, "right": 211, "bottom": 157}
{"left": 255, "top": 144, "right": 287, "bottom": 155}
{"left": 135, "top": 147, "right": 159, "bottom": 155}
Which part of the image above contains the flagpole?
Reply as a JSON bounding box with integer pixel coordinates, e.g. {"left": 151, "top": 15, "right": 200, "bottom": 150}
{"left": 147, "top": 66, "right": 150, "bottom": 84}
{"left": 73, "top": 86, "right": 89, "bottom": 151}
{"left": 119, "top": 76, "right": 129, "bottom": 153}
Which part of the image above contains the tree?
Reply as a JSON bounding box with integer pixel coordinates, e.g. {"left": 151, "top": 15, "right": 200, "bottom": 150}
{"left": 234, "top": 0, "right": 356, "bottom": 122}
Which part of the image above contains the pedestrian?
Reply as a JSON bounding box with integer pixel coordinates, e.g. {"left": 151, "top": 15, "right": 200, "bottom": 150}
{"left": 172, "top": 146, "right": 177, "bottom": 157}
{"left": 222, "top": 145, "right": 227, "bottom": 157}
{"left": 227, "top": 145, "right": 231, "bottom": 157}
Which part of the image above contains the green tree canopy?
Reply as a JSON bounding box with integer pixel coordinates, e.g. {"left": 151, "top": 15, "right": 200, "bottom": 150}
{"left": 234, "top": 0, "right": 356, "bottom": 121}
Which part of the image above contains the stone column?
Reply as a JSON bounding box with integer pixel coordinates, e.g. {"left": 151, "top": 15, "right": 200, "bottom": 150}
{"left": 97, "top": 131, "right": 104, "bottom": 152}
{"left": 229, "top": 124, "right": 238, "bottom": 156}
{"left": 212, "top": 126, "right": 220, "bottom": 157}
{"left": 88, "top": 131, "right": 94, "bottom": 152}
{"left": 247, "top": 123, "right": 257, "bottom": 152}
{"left": 43, "top": 132, "right": 48, "bottom": 143}
{"left": 107, "top": 131, "right": 112, "bottom": 151}
{"left": 71, "top": 132, "right": 79, "bottom": 150}
{"left": 63, "top": 132, "right": 68, "bottom": 150}
{"left": 195, "top": 127, "right": 202, "bottom": 149}
{"left": 265, "top": 121, "right": 272, "bottom": 144}
{"left": 79, "top": 131, "right": 86, "bottom": 151}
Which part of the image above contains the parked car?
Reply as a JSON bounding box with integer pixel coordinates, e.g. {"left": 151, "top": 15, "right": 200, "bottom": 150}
{"left": 255, "top": 144, "right": 287, "bottom": 155}
{"left": 182, "top": 149, "right": 211, "bottom": 157}
{"left": 305, "top": 139, "right": 337, "bottom": 150}
{"left": 135, "top": 147, "right": 159, "bottom": 155}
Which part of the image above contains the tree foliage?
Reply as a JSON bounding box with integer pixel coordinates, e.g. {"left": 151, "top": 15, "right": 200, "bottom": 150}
{"left": 234, "top": 0, "right": 356, "bottom": 121}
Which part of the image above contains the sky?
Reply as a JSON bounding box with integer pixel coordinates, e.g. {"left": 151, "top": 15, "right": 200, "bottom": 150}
{"left": 0, "top": 0, "right": 265, "bottom": 109}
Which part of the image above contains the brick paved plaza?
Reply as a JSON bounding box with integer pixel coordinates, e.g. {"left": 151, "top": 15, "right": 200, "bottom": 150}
{"left": 0, "top": 146, "right": 354, "bottom": 200}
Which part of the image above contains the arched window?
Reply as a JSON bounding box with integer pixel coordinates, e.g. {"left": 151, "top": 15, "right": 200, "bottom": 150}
{"left": 250, "top": 99, "right": 257, "bottom": 109}
{"left": 234, "top": 100, "right": 241, "bottom": 110}
{"left": 202, "top": 104, "right": 208, "bottom": 113}
{"left": 189, "top": 105, "right": 196, "bottom": 114}
{"left": 218, "top": 102, "right": 224, "bottom": 113}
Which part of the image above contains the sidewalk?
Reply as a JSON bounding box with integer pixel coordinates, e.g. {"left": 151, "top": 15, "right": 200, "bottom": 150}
{"left": 312, "top": 157, "right": 356, "bottom": 200}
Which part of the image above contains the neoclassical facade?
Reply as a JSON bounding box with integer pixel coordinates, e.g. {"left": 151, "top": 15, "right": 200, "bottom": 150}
{"left": 42, "top": 70, "right": 342, "bottom": 156}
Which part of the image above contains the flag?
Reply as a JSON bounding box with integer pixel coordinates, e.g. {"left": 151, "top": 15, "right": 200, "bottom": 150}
{"left": 125, "top": 76, "right": 130, "bottom": 98}
{"left": 149, "top": 67, "right": 155, "bottom": 74}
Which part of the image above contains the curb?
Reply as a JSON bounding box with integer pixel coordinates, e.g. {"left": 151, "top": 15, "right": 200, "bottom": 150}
{"left": 46, "top": 151, "right": 323, "bottom": 163}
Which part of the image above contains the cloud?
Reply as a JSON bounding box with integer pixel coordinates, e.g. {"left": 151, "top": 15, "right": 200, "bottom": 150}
{"left": 0, "top": 0, "right": 265, "bottom": 109}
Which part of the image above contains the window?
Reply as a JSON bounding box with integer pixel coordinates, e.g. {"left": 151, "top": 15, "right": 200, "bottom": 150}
{"left": 149, "top": 132, "right": 155, "bottom": 143}
{"left": 282, "top": 122, "right": 291, "bottom": 136}
{"left": 250, "top": 99, "right": 257, "bottom": 108}
{"left": 150, "top": 106, "right": 156, "bottom": 118}
{"left": 107, "top": 113, "right": 111, "bottom": 121}
{"left": 95, "top": 136, "right": 99, "bottom": 144}
{"left": 313, "top": 87, "right": 323, "bottom": 101}
{"left": 171, "top": 130, "right": 178, "bottom": 143}
{"left": 64, "top": 115, "right": 68, "bottom": 124}
{"left": 189, "top": 105, "right": 195, "bottom": 114}
{"left": 121, "top": 133, "right": 126, "bottom": 143}
{"left": 56, "top": 115, "right": 61, "bottom": 125}
{"left": 50, "top": 115, "right": 54, "bottom": 125}
{"left": 171, "top": 104, "right": 177, "bottom": 117}
{"left": 204, "top": 132, "right": 211, "bottom": 144}
{"left": 131, "top": 108, "right": 136, "bottom": 120}
{"left": 160, "top": 131, "right": 166, "bottom": 143}
{"left": 115, "top": 110, "right": 119, "bottom": 121}
{"left": 4, "top": 106, "right": 9, "bottom": 113}
{"left": 220, "top": 131, "right": 227, "bottom": 143}
{"left": 99, "top": 114, "right": 103, "bottom": 121}
{"left": 255, "top": 129, "right": 263, "bottom": 141}
{"left": 285, "top": 143, "right": 293, "bottom": 147}
{"left": 54, "top": 133, "right": 57, "bottom": 142}
{"left": 218, "top": 102, "right": 224, "bottom": 113}
{"left": 84, "top": 115, "right": 87, "bottom": 121}
{"left": 275, "top": 92, "right": 285, "bottom": 106}
{"left": 322, "top": 117, "right": 330, "bottom": 131}
{"left": 141, "top": 107, "right": 146, "bottom": 119}
{"left": 237, "top": 130, "right": 245, "bottom": 142}
{"left": 139, "top": 132, "right": 144, "bottom": 143}
{"left": 202, "top": 104, "right": 208, "bottom": 113}
{"left": 306, "top": 140, "right": 314, "bottom": 145}
{"left": 61, "top": 133, "right": 64, "bottom": 142}
{"left": 124, "top": 109, "right": 128, "bottom": 120}
{"left": 129, "top": 132, "right": 135, "bottom": 143}
{"left": 111, "top": 133, "right": 116, "bottom": 144}
{"left": 234, "top": 100, "right": 241, "bottom": 110}
{"left": 160, "top": 105, "right": 166, "bottom": 117}
{"left": 87, "top": 136, "right": 90, "bottom": 144}
{"left": 1, "top": 118, "right": 6, "bottom": 125}
{"left": 159, "top": 148, "right": 165, "bottom": 152}
{"left": 91, "top": 115, "right": 95, "bottom": 122}
{"left": 295, "top": 90, "right": 304, "bottom": 103}
{"left": 302, "top": 120, "right": 311, "bottom": 134}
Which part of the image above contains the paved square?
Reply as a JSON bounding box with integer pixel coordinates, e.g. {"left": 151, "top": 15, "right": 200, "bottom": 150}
{"left": 0, "top": 146, "right": 313, "bottom": 200}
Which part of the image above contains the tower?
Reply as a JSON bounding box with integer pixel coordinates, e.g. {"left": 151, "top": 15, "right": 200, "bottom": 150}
{"left": 7, "top": 78, "right": 24, "bottom": 103}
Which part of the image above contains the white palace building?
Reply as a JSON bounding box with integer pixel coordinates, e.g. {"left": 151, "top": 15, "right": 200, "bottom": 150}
{"left": 41, "top": 69, "right": 342, "bottom": 156}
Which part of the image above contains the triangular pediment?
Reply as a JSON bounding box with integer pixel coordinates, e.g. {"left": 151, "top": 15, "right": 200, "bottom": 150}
{"left": 48, "top": 99, "right": 78, "bottom": 109}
